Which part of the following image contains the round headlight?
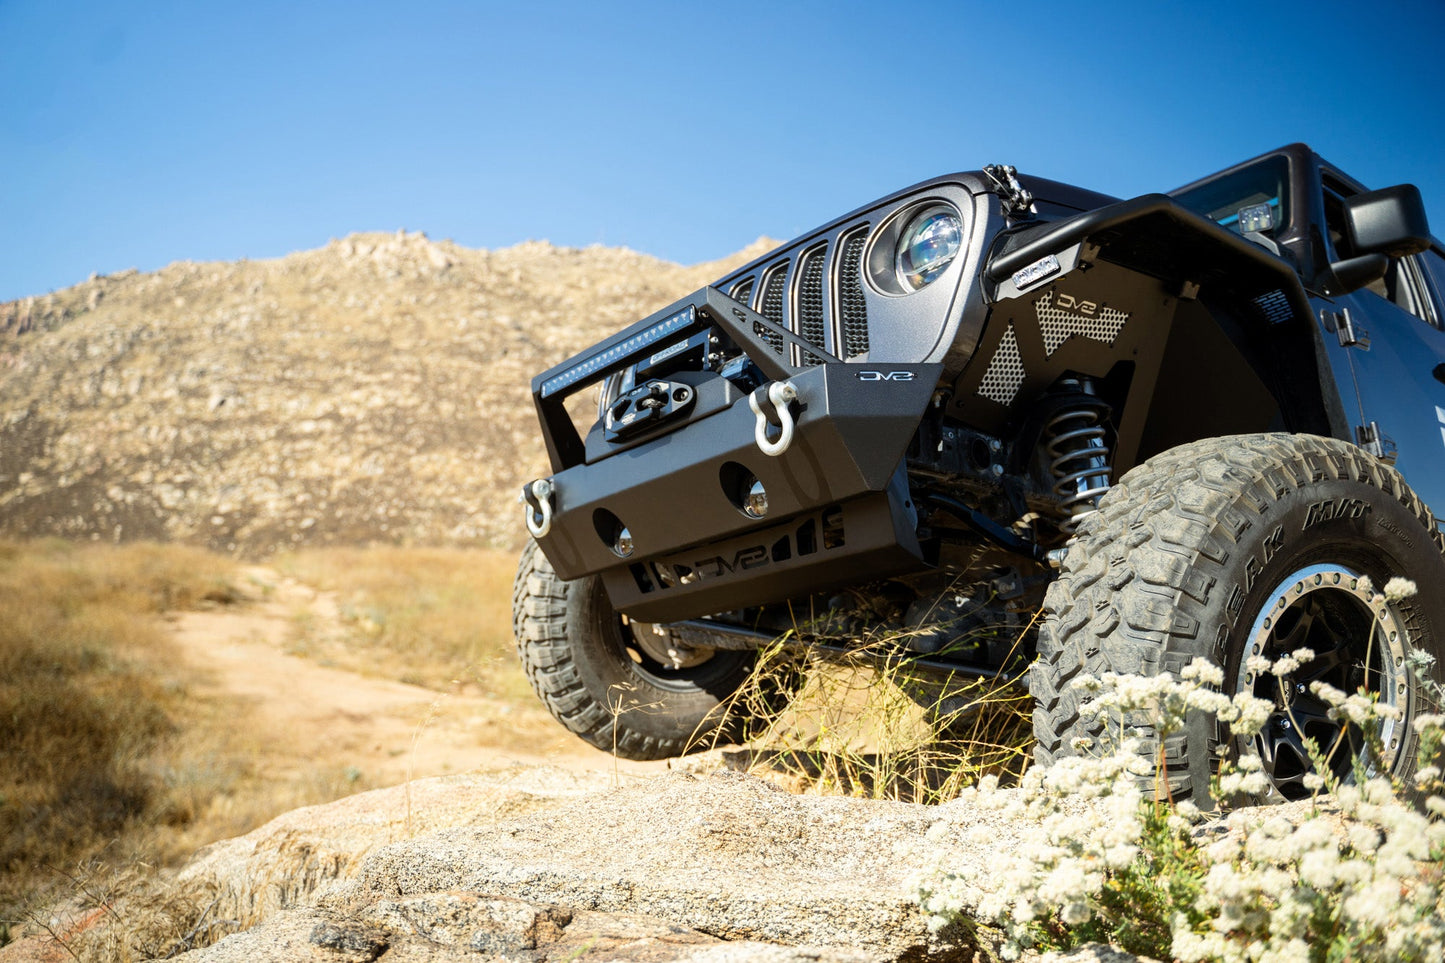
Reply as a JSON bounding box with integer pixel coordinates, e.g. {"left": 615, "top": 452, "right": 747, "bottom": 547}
{"left": 895, "top": 207, "right": 962, "bottom": 290}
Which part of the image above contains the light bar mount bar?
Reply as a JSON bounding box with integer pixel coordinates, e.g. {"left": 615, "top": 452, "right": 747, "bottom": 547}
{"left": 531, "top": 287, "right": 840, "bottom": 472}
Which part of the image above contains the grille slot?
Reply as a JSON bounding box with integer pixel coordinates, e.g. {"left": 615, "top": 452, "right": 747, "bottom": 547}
{"left": 796, "top": 245, "right": 828, "bottom": 366}
{"left": 755, "top": 264, "right": 789, "bottom": 355}
{"left": 731, "top": 276, "right": 755, "bottom": 306}
{"left": 838, "top": 228, "right": 870, "bottom": 358}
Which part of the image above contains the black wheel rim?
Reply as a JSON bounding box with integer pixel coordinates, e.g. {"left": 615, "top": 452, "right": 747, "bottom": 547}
{"left": 1235, "top": 563, "right": 1408, "bottom": 801}
{"left": 619, "top": 615, "right": 726, "bottom": 687}
{"left": 588, "top": 582, "right": 746, "bottom": 694}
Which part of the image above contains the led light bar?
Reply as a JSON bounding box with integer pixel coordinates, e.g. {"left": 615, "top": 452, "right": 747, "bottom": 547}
{"left": 539, "top": 306, "right": 698, "bottom": 398}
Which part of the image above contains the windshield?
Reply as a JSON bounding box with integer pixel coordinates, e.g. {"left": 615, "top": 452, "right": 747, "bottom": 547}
{"left": 1171, "top": 155, "right": 1290, "bottom": 238}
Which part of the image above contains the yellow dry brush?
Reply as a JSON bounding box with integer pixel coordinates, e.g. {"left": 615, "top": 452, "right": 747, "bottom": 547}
{"left": 687, "top": 600, "right": 1039, "bottom": 805}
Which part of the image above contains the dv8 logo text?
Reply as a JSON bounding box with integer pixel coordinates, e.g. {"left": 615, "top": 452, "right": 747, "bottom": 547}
{"left": 856, "top": 370, "right": 916, "bottom": 382}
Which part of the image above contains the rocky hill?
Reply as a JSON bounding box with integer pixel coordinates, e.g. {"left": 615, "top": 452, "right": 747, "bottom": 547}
{"left": 0, "top": 233, "right": 775, "bottom": 555}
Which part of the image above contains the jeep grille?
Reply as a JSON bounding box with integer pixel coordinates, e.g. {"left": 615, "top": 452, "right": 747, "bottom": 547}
{"left": 726, "top": 225, "right": 872, "bottom": 365}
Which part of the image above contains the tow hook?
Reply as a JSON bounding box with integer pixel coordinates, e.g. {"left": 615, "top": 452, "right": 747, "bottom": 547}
{"left": 749, "top": 381, "right": 799, "bottom": 457}
{"left": 521, "top": 478, "right": 555, "bottom": 538}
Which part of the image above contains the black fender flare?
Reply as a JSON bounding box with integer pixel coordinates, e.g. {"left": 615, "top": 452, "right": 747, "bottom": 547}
{"left": 967, "top": 195, "right": 1345, "bottom": 468}
{"left": 987, "top": 193, "right": 1309, "bottom": 315}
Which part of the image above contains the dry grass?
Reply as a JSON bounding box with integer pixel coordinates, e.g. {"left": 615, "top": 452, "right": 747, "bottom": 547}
{"left": 0, "top": 539, "right": 375, "bottom": 954}
{"left": 273, "top": 545, "right": 529, "bottom": 700}
{"left": 0, "top": 540, "right": 235, "bottom": 926}
{"left": 716, "top": 626, "right": 1036, "bottom": 804}
{"left": 0, "top": 540, "right": 547, "bottom": 957}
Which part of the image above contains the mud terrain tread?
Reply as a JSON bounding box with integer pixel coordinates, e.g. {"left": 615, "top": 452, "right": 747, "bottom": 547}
{"left": 1029, "top": 433, "right": 1444, "bottom": 800}
{"left": 513, "top": 541, "right": 751, "bottom": 761}
{"left": 513, "top": 541, "right": 678, "bottom": 759}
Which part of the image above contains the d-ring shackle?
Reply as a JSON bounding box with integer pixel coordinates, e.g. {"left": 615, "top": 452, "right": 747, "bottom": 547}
{"left": 749, "top": 381, "right": 798, "bottom": 457}
{"left": 521, "top": 478, "right": 554, "bottom": 538}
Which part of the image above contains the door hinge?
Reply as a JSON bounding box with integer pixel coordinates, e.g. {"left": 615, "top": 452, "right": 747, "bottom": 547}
{"left": 1356, "top": 421, "right": 1398, "bottom": 464}
{"left": 1323, "top": 308, "right": 1370, "bottom": 349}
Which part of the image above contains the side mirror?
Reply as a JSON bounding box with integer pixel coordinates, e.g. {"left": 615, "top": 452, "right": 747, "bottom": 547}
{"left": 1343, "top": 184, "right": 1431, "bottom": 258}
{"left": 1329, "top": 254, "right": 1390, "bottom": 295}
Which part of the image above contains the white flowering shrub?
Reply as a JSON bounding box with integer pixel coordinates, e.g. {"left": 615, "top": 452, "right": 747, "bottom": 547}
{"left": 1173, "top": 770, "right": 1445, "bottom": 962}
{"left": 916, "top": 742, "right": 1180, "bottom": 958}
{"left": 917, "top": 652, "right": 1445, "bottom": 962}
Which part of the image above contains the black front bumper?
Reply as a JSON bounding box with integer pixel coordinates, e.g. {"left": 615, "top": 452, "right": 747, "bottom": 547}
{"left": 527, "top": 287, "right": 942, "bottom": 622}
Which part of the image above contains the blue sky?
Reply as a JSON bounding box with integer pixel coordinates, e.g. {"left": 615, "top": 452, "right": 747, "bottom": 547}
{"left": 2, "top": 0, "right": 1442, "bottom": 303}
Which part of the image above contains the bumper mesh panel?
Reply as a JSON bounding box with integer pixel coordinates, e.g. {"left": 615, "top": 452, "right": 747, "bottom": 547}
{"left": 978, "top": 323, "right": 1026, "bottom": 404}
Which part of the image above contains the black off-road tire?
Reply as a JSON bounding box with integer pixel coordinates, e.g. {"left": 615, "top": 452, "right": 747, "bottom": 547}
{"left": 512, "top": 540, "right": 760, "bottom": 760}
{"left": 1031, "top": 433, "right": 1445, "bottom": 802}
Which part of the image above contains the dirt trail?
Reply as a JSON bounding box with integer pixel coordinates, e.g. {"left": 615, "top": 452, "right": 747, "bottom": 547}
{"left": 164, "top": 566, "right": 670, "bottom": 791}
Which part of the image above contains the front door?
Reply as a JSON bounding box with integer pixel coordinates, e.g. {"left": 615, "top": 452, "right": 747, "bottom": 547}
{"left": 1317, "top": 183, "right": 1445, "bottom": 518}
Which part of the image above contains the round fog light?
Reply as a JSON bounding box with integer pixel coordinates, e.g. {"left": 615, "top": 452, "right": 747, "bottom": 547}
{"left": 613, "top": 526, "right": 634, "bottom": 557}
{"left": 743, "top": 479, "right": 768, "bottom": 519}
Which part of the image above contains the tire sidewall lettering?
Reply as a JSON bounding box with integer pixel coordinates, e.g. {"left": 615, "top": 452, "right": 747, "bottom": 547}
{"left": 1217, "top": 480, "right": 1444, "bottom": 783}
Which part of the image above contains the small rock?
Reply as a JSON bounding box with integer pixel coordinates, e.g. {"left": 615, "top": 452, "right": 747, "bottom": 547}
{"left": 308, "top": 920, "right": 388, "bottom": 961}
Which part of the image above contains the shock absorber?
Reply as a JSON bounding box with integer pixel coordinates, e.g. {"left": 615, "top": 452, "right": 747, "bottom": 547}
{"left": 1042, "top": 378, "right": 1113, "bottom": 533}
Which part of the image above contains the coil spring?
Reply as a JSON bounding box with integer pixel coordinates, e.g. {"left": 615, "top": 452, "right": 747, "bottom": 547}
{"left": 1044, "top": 406, "right": 1112, "bottom": 533}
